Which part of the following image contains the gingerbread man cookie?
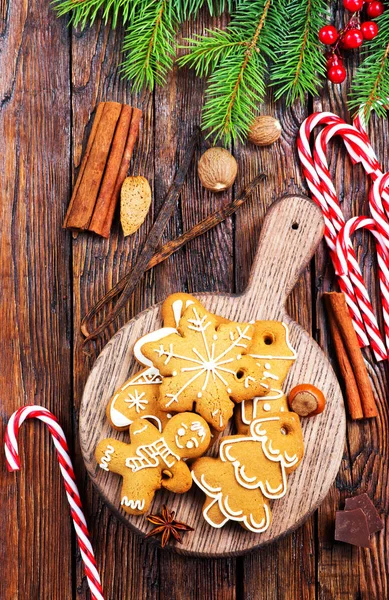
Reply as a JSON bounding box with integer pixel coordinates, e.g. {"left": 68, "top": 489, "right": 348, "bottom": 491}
{"left": 236, "top": 321, "right": 297, "bottom": 433}
{"left": 192, "top": 412, "right": 304, "bottom": 532}
{"left": 140, "top": 303, "right": 269, "bottom": 431}
{"left": 95, "top": 413, "right": 211, "bottom": 515}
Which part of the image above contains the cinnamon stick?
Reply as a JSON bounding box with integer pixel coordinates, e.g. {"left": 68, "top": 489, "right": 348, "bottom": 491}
{"left": 64, "top": 101, "right": 122, "bottom": 230}
{"left": 88, "top": 105, "right": 133, "bottom": 237}
{"left": 80, "top": 171, "right": 266, "bottom": 340}
{"left": 63, "top": 102, "right": 105, "bottom": 228}
{"left": 324, "top": 292, "right": 377, "bottom": 418}
{"left": 89, "top": 107, "right": 143, "bottom": 238}
{"left": 81, "top": 128, "right": 201, "bottom": 343}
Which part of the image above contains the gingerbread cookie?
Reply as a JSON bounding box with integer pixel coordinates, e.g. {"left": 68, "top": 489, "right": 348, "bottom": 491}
{"left": 107, "top": 368, "right": 172, "bottom": 432}
{"left": 192, "top": 412, "right": 304, "bottom": 532}
{"left": 140, "top": 303, "right": 270, "bottom": 431}
{"left": 236, "top": 321, "right": 297, "bottom": 433}
{"left": 162, "top": 293, "right": 229, "bottom": 328}
{"left": 95, "top": 413, "right": 211, "bottom": 515}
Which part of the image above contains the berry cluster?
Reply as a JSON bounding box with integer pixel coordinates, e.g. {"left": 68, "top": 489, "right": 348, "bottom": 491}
{"left": 319, "top": 0, "right": 384, "bottom": 84}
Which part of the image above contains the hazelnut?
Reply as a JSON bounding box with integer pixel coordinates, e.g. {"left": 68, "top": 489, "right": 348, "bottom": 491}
{"left": 288, "top": 384, "right": 326, "bottom": 417}
{"left": 248, "top": 116, "right": 282, "bottom": 146}
{"left": 198, "top": 147, "right": 238, "bottom": 192}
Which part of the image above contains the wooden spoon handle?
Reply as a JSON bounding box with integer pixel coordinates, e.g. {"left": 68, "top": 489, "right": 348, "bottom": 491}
{"left": 238, "top": 194, "right": 324, "bottom": 320}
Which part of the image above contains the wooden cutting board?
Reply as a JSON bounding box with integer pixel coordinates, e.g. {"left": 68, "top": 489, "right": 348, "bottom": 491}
{"left": 80, "top": 194, "right": 345, "bottom": 557}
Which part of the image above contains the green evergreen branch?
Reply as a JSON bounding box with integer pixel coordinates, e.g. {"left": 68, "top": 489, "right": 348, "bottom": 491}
{"left": 53, "top": 0, "right": 136, "bottom": 28}
{"left": 271, "top": 0, "right": 327, "bottom": 105}
{"left": 349, "top": 11, "right": 389, "bottom": 121}
{"left": 121, "top": 0, "right": 179, "bottom": 91}
{"left": 180, "top": 0, "right": 280, "bottom": 143}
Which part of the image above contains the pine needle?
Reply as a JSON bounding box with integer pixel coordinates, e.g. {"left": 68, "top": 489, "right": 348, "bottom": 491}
{"left": 179, "top": 0, "right": 280, "bottom": 143}
{"left": 349, "top": 11, "right": 389, "bottom": 121}
{"left": 271, "top": 0, "right": 327, "bottom": 105}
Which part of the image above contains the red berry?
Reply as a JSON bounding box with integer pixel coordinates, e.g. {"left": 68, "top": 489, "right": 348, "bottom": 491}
{"left": 326, "top": 53, "right": 343, "bottom": 68}
{"left": 366, "top": 1, "right": 384, "bottom": 17}
{"left": 319, "top": 25, "right": 339, "bottom": 45}
{"left": 361, "top": 21, "right": 379, "bottom": 39}
{"left": 342, "top": 28, "right": 364, "bottom": 48}
{"left": 343, "top": 0, "right": 364, "bottom": 10}
{"left": 328, "top": 64, "right": 347, "bottom": 84}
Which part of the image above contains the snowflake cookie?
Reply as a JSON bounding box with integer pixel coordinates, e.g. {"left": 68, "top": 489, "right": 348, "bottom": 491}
{"left": 192, "top": 412, "right": 304, "bottom": 533}
{"left": 140, "top": 303, "right": 270, "bottom": 431}
{"left": 95, "top": 413, "right": 211, "bottom": 515}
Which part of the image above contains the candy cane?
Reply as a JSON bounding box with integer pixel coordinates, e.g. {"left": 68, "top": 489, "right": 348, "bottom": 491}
{"left": 4, "top": 405, "right": 104, "bottom": 600}
{"left": 297, "top": 115, "right": 369, "bottom": 347}
{"left": 336, "top": 217, "right": 389, "bottom": 355}
{"left": 312, "top": 122, "right": 387, "bottom": 360}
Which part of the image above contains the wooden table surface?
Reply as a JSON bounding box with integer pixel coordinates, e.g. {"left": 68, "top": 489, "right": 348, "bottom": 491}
{"left": 1, "top": 2, "right": 388, "bottom": 599}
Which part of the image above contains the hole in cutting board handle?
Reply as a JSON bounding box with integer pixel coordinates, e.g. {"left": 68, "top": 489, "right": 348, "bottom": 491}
{"left": 291, "top": 222, "right": 299, "bottom": 230}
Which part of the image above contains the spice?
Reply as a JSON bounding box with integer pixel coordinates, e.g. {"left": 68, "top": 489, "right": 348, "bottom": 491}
{"left": 80, "top": 172, "right": 265, "bottom": 340}
{"left": 324, "top": 292, "right": 377, "bottom": 419}
{"left": 145, "top": 505, "right": 194, "bottom": 548}
{"left": 198, "top": 147, "right": 237, "bottom": 192}
{"left": 120, "top": 176, "right": 152, "bottom": 237}
{"left": 81, "top": 128, "right": 201, "bottom": 343}
{"left": 248, "top": 116, "right": 282, "bottom": 146}
{"left": 63, "top": 101, "right": 142, "bottom": 237}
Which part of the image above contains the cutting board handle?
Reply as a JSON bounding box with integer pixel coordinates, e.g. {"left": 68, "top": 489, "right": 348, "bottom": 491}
{"left": 239, "top": 194, "right": 324, "bottom": 320}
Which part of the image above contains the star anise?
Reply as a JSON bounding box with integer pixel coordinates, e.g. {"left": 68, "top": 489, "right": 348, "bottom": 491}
{"left": 145, "top": 505, "right": 194, "bottom": 548}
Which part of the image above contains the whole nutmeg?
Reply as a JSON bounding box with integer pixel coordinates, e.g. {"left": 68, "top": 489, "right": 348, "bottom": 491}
{"left": 198, "top": 147, "right": 238, "bottom": 192}
{"left": 248, "top": 116, "right": 282, "bottom": 146}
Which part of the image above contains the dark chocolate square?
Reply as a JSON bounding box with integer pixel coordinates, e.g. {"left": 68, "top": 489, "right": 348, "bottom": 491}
{"left": 335, "top": 509, "right": 371, "bottom": 548}
{"left": 345, "top": 493, "right": 383, "bottom": 535}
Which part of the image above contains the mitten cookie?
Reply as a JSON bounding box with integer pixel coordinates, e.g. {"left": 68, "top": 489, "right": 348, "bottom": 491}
{"left": 95, "top": 413, "right": 211, "bottom": 515}
{"left": 192, "top": 412, "right": 304, "bottom": 532}
{"left": 236, "top": 321, "right": 297, "bottom": 433}
{"left": 107, "top": 368, "right": 172, "bottom": 432}
{"left": 140, "top": 303, "right": 270, "bottom": 431}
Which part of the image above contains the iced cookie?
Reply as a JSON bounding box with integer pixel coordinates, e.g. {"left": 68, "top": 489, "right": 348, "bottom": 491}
{"left": 236, "top": 321, "right": 297, "bottom": 433}
{"left": 140, "top": 303, "right": 270, "bottom": 431}
{"left": 162, "top": 293, "right": 228, "bottom": 328}
{"left": 95, "top": 413, "right": 211, "bottom": 515}
{"left": 107, "top": 368, "right": 172, "bottom": 432}
{"left": 192, "top": 412, "right": 304, "bottom": 532}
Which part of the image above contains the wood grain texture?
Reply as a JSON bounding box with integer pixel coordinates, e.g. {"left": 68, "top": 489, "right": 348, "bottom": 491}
{"left": 80, "top": 196, "right": 346, "bottom": 556}
{"left": 1, "top": 0, "right": 388, "bottom": 597}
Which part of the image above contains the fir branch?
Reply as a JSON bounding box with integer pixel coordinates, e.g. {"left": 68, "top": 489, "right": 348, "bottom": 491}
{"left": 53, "top": 0, "right": 136, "bottom": 29}
{"left": 180, "top": 0, "right": 280, "bottom": 143}
{"left": 349, "top": 11, "right": 389, "bottom": 121}
{"left": 121, "top": 0, "right": 179, "bottom": 91}
{"left": 271, "top": 0, "right": 327, "bottom": 105}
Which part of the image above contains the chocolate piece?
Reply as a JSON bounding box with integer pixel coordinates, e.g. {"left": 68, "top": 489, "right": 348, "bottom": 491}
{"left": 335, "top": 509, "right": 371, "bottom": 548}
{"left": 345, "top": 493, "right": 383, "bottom": 534}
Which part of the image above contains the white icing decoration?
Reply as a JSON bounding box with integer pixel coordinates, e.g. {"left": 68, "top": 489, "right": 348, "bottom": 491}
{"left": 265, "top": 363, "right": 271, "bottom": 370}
{"left": 244, "top": 376, "right": 255, "bottom": 389}
{"left": 190, "top": 421, "right": 206, "bottom": 440}
{"left": 110, "top": 405, "right": 133, "bottom": 428}
{"left": 124, "top": 389, "right": 148, "bottom": 413}
{"left": 99, "top": 445, "right": 115, "bottom": 471}
{"left": 154, "top": 308, "right": 253, "bottom": 409}
{"left": 248, "top": 323, "right": 297, "bottom": 361}
{"left": 263, "top": 371, "right": 279, "bottom": 381}
{"left": 132, "top": 424, "right": 148, "bottom": 435}
{"left": 125, "top": 439, "right": 179, "bottom": 471}
{"left": 192, "top": 471, "right": 271, "bottom": 533}
{"left": 121, "top": 497, "right": 145, "bottom": 510}
{"left": 240, "top": 389, "right": 285, "bottom": 424}
{"left": 212, "top": 409, "right": 219, "bottom": 417}
{"left": 186, "top": 441, "right": 194, "bottom": 449}
{"left": 134, "top": 328, "right": 178, "bottom": 367}
{"left": 177, "top": 427, "right": 186, "bottom": 436}
{"left": 227, "top": 388, "right": 232, "bottom": 394}
{"left": 223, "top": 495, "right": 243, "bottom": 516}
{"left": 213, "top": 334, "right": 218, "bottom": 341}
{"left": 172, "top": 371, "right": 177, "bottom": 376}
{"left": 171, "top": 299, "right": 195, "bottom": 327}
{"left": 167, "top": 413, "right": 172, "bottom": 418}
{"left": 197, "top": 392, "right": 202, "bottom": 398}
{"left": 263, "top": 403, "right": 271, "bottom": 412}
{"left": 109, "top": 367, "right": 163, "bottom": 428}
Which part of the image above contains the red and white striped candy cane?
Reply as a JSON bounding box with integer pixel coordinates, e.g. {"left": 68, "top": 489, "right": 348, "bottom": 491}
{"left": 4, "top": 405, "right": 104, "bottom": 600}
{"left": 297, "top": 115, "right": 370, "bottom": 347}
{"left": 313, "top": 122, "right": 388, "bottom": 360}
{"left": 336, "top": 217, "right": 389, "bottom": 355}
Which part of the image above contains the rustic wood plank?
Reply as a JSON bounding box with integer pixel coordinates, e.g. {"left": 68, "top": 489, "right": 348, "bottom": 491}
{"left": 313, "top": 6, "right": 389, "bottom": 598}
{"left": 0, "top": 0, "right": 72, "bottom": 598}
{"left": 70, "top": 19, "right": 160, "bottom": 600}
